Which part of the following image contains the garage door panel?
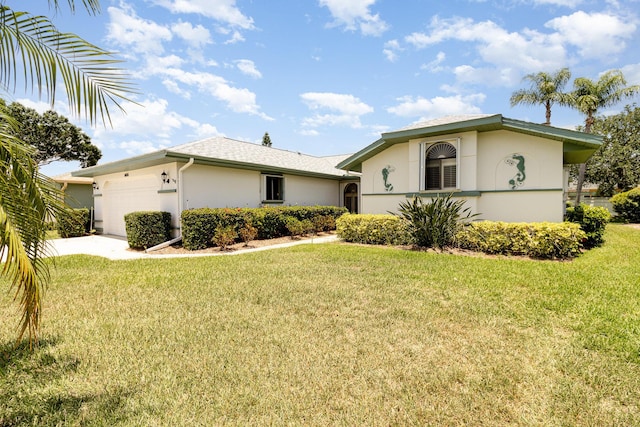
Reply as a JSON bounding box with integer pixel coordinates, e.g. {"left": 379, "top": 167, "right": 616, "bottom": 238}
{"left": 103, "top": 176, "right": 159, "bottom": 236}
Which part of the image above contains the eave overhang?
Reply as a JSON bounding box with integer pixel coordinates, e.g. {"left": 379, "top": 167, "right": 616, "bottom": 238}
{"left": 72, "top": 150, "right": 348, "bottom": 180}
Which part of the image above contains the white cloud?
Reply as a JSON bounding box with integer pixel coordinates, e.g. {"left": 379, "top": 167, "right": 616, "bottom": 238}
{"left": 319, "top": 0, "right": 389, "bottom": 36}
{"left": 149, "top": 0, "right": 254, "bottom": 29}
{"left": 117, "top": 139, "right": 164, "bottom": 156}
{"left": 107, "top": 5, "right": 172, "bottom": 56}
{"left": 530, "top": 0, "right": 582, "bottom": 6}
{"left": 421, "top": 51, "right": 447, "bottom": 73}
{"left": 545, "top": 11, "right": 636, "bottom": 59}
{"left": 383, "top": 39, "right": 401, "bottom": 62}
{"left": 171, "top": 21, "right": 212, "bottom": 48}
{"left": 621, "top": 63, "right": 640, "bottom": 86}
{"left": 300, "top": 92, "right": 373, "bottom": 130}
{"left": 160, "top": 68, "right": 272, "bottom": 120}
{"left": 235, "top": 59, "right": 262, "bottom": 79}
{"left": 387, "top": 94, "right": 486, "bottom": 120}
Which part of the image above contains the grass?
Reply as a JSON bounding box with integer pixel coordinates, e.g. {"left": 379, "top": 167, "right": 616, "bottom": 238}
{"left": 1, "top": 224, "right": 639, "bottom": 425}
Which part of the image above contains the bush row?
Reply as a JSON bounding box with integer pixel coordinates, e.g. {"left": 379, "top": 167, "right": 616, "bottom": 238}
{"left": 336, "top": 214, "right": 587, "bottom": 260}
{"left": 610, "top": 187, "right": 640, "bottom": 223}
{"left": 124, "top": 211, "right": 171, "bottom": 249}
{"left": 181, "top": 206, "right": 347, "bottom": 250}
{"left": 456, "top": 221, "right": 586, "bottom": 260}
{"left": 336, "top": 214, "right": 412, "bottom": 245}
{"left": 565, "top": 203, "right": 611, "bottom": 248}
{"left": 58, "top": 208, "right": 90, "bottom": 238}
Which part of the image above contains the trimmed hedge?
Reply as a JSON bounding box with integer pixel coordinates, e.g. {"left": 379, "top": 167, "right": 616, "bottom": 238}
{"left": 610, "top": 188, "right": 640, "bottom": 223}
{"left": 456, "top": 221, "right": 586, "bottom": 260}
{"left": 181, "top": 206, "right": 347, "bottom": 250}
{"left": 124, "top": 211, "right": 171, "bottom": 249}
{"left": 565, "top": 204, "right": 611, "bottom": 248}
{"left": 58, "top": 208, "right": 89, "bottom": 238}
{"left": 336, "top": 214, "right": 412, "bottom": 245}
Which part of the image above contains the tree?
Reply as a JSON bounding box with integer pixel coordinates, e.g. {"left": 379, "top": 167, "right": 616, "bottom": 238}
{"left": 262, "top": 131, "right": 272, "bottom": 147}
{"left": 2, "top": 100, "right": 101, "bottom": 167}
{"left": 581, "top": 105, "right": 640, "bottom": 196}
{"left": 510, "top": 68, "right": 572, "bottom": 125}
{"left": 0, "top": 1, "right": 135, "bottom": 346}
{"left": 570, "top": 70, "right": 640, "bottom": 203}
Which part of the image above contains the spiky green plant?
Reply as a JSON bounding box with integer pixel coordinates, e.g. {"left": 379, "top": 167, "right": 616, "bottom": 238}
{"left": 397, "top": 194, "right": 477, "bottom": 249}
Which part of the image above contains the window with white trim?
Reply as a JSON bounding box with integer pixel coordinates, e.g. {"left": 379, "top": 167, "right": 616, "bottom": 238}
{"left": 263, "top": 174, "right": 284, "bottom": 202}
{"left": 421, "top": 140, "right": 460, "bottom": 191}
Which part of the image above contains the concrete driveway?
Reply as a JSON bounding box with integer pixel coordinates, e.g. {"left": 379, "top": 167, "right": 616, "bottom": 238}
{"left": 47, "top": 234, "right": 339, "bottom": 260}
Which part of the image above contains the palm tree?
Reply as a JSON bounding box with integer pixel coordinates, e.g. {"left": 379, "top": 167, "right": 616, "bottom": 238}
{"left": 571, "top": 70, "right": 640, "bottom": 204}
{"left": 510, "top": 68, "right": 572, "bottom": 125}
{"left": 0, "top": 1, "right": 135, "bottom": 346}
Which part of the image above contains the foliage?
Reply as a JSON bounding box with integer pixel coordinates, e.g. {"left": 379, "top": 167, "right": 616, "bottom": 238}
{"left": 510, "top": 68, "right": 572, "bottom": 125}
{"left": 124, "top": 211, "right": 171, "bottom": 250}
{"left": 261, "top": 131, "right": 272, "bottom": 147}
{"left": 565, "top": 203, "right": 611, "bottom": 248}
{"left": 182, "top": 206, "right": 347, "bottom": 250}
{"left": 57, "top": 208, "right": 89, "bottom": 238}
{"left": 238, "top": 223, "right": 257, "bottom": 246}
{"left": 336, "top": 214, "right": 411, "bottom": 245}
{"left": 610, "top": 187, "right": 640, "bottom": 223}
{"left": 0, "top": 0, "right": 136, "bottom": 345}
{"left": 285, "top": 217, "right": 304, "bottom": 238}
{"left": 569, "top": 70, "right": 640, "bottom": 204}
{"left": 212, "top": 226, "right": 237, "bottom": 250}
{"left": 397, "top": 194, "right": 477, "bottom": 249}
{"left": 456, "top": 221, "right": 586, "bottom": 259}
{"left": 1, "top": 100, "right": 101, "bottom": 167}
{"left": 578, "top": 105, "right": 640, "bottom": 196}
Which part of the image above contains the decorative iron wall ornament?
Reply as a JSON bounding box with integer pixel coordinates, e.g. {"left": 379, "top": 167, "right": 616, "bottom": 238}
{"left": 382, "top": 165, "right": 395, "bottom": 192}
{"left": 505, "top": 154, "right": 526, "bottom": 189}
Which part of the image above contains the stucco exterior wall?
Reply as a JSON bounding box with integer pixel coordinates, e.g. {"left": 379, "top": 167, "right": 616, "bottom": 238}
{"left": 359, "top": 129, "right": 566, "bottom": 222}
{"left": 284, "top": 174, "right": 340, "bottom": 206}
{"left": 182, "top": 164, "right": 260, "bottom": 210}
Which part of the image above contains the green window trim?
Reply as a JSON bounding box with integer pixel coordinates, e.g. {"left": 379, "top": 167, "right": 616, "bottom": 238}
{"left": 362, "top": 188, "right": 563, "bottom": 197}
{"left": 158, "top": 189, "right": 177, "bottom": 193}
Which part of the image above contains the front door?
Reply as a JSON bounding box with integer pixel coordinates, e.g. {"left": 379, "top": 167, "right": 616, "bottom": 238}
{"left": 344, "top": 183, "right": 358, "bottom": 214}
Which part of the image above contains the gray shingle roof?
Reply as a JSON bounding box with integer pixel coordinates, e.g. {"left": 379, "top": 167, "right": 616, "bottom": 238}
{"left": 72, "top": 135, "right": 354, "bottom": 178}
{"left": 169, "top": 136, "right": 351, "bottom": 177}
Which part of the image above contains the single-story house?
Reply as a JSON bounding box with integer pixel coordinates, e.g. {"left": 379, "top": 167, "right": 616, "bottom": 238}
{"left": 72, "top": 136, "right": 359, "bottom": 236}
{"left": 337, "top": 114, "right": 603, "bottom": 222}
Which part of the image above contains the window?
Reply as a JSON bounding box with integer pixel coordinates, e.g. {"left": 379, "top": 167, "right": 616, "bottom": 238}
{"left": 264, "top": 175, "right": 284, "bottom": 201}
{"left": 422, "top": 141, "right": 459, "bottom": 191}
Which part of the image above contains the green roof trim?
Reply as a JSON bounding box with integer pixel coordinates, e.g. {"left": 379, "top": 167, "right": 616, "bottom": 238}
{"left": 337, "top": 114, "right": 603, "bottom": 172}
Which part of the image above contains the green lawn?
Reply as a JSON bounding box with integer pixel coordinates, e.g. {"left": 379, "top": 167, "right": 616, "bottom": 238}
{"left": 1, "top": 225, "right": 639, "bottom": 426}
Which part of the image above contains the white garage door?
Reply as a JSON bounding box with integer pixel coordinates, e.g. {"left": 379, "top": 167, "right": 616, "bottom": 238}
{"left": 102, "top": 176, "right": 160, "bottom": 236}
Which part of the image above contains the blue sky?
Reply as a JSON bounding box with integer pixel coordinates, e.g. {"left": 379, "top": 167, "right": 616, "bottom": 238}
{"left": 14, "top": 0, "right": 640, "bottom": 176}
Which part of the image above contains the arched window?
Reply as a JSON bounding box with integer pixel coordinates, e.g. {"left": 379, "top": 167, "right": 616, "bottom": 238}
{"left": 425, "top": 142, "right": 457, "bottom": 190}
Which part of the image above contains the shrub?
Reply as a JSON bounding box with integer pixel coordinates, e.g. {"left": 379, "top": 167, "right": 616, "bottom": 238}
{"left": 456, "top": 221, "right": 585, "bottom": 260}
{"left": 300, "top": 219, "right": 315, "bottom": 236}
{"left": 58, "top": 208, "right": 89, "bottom": 238}
{"left": 212, "top": 225, "right": 238, "bottom": 250}
{"left": 565, "top": 204, "right": 611, "bottom": 248}
{"left": 610, "top": 188, "right": 640, "bottom": 223}
{"left": 397, "top": 195, "right": 477, "bottom": 249}
{"left": 182, "top": 206, "right": 347, "bottom": 249}
{"left": 238, "top": 223, "right": 257, "bottom": 246}
{"left": 285, "top": 217, "right": 304, "bottom": 238}
{"left": 124, "top": 211, "right": 171, "bottom": 249}
{"left": 336, "top": 214, "right": 411, "bottom": 245}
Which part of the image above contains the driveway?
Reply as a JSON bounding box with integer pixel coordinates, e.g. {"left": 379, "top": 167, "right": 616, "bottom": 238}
{"left": 47, "top": 234, "right": 339, "bottom": 260}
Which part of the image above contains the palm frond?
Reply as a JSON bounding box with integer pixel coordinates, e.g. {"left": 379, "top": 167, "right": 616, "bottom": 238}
{"left": 0, "top": 7, "right": 138, "bottom": 125}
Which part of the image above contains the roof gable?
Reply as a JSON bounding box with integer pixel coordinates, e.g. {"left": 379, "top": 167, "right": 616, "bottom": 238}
{"left": 337, "top": 114, "right": 603, "bottom": 172}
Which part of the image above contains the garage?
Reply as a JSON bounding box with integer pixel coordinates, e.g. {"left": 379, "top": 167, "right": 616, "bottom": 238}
{"left": 101, "top": 175, "right": 160, "bottom": 236}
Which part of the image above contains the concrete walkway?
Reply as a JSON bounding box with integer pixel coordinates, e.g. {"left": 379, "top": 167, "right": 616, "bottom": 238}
{"left": 47, "top": 234, "right": 339, "bottom": 260}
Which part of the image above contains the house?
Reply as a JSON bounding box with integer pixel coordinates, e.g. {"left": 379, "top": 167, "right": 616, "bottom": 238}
{"left": 71, "top": 136, "right": 359, "bottom": 237}
{"left": 337, "top": 114, "right": 603, "bottom": 222}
